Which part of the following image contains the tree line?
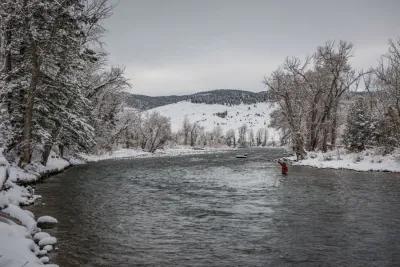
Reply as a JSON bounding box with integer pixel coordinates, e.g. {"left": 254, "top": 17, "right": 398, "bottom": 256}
{"left": 265, "top": 40, "right": 400, "bottom": 159}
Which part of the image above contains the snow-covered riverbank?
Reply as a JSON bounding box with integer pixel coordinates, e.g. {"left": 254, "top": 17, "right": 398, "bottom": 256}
{"left": 0, "top": 146, "right": 235, "bottom": 266}
{"left": 287, "top": 148, "right": 400, "bottom": 172}
{"left": 0, "top": 151, "right": 69, "bottom": 266}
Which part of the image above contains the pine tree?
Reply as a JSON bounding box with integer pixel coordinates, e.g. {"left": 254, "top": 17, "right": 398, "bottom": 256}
{"left": 343, "top": 98, "right": 374, "bottom": 152}
{"left": 0, "top": 0, "right": 117, "bottom": 165}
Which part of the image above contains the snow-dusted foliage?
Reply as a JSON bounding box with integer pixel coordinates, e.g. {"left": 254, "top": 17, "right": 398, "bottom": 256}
{"left": 0, "top": 1, "right": 132, "bottom": 265}
{"left": 88, "top": 67, "right": 130, "bottom": 153}
{"left": 374, "top": 38, "right": 400, "bottom": 151}
{"left": 110, "top": 109, "right": 172, "bottom": 153}
{"left": 0, "top": 0, "right": 129, "bottom": 165}
{"left": 343, "top": 98, "right": 376, "bottom": 151}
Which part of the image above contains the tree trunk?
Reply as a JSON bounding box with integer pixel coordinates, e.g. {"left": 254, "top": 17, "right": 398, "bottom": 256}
{"left": 294, "top": 132, "right": 306, "bottom": 160}
{"left": 41, "top": 124, "right": 61, "bottom": 166}
{"left": 59, "top": 144, "right": 64, "bottom": 158}
{"left": 307, "top": 94, "right": 320, "bottom": 151}
{"left": 20, "top": 40, "right": 40, "bottom": 165}
{"left": 330, "top": 104, "right": 338, "bottom": 148}
{"left": 321, "top": 125, "right": 329, "bottom": 153}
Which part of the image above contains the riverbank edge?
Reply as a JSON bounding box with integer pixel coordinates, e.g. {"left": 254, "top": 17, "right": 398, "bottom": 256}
{"left": 283, "top": 148, "right": 400, "bottom": 173}
{"left": 0, "top": 146, "right": 238, "bottom": 266}
{"left": 0, "top": 151, "right": 74, "bottom": 266}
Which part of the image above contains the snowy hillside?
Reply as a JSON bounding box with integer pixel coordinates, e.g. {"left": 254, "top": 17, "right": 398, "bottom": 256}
{"left": 147, "top": 101, "right": 281, "bottom": 141}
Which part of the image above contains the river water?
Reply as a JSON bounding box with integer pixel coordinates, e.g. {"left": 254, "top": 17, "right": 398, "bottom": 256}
{"left": 29, "top": 148, "right": 400, "bottom": 266}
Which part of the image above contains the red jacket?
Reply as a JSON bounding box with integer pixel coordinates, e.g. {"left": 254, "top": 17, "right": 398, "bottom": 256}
{"left": 278, "top": 162, "right": 288, "bottom": 174}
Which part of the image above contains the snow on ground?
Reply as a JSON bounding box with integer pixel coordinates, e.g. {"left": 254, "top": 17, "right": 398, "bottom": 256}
{"left": 148, "top": 101, "right": 281, "bottom": 141}
{"left": 287, "top": 148, "right": 400, "bottom": 172}
{"left": 0, "top": 150, "right": 65, "bottom": 267}
{"left": 82, "top": 146, "right": 234, "bottom": 162}
{"left": 8, "top": 152, "right": 70, "bottom": 184}
{"left": 0, "top": 219, "right": 44, "bottom": 267}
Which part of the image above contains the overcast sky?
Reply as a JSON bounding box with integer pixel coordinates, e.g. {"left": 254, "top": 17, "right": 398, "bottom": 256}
{"left": 103, "top": 0, "right": 400, "bottom": 96}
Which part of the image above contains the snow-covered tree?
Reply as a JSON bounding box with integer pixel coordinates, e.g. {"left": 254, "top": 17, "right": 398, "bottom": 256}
{"left": 248, "top": 129, "right": 255, "bottom": 146}
{"left": 182, "top": 116, "right": 191, "bottom": 145}
{"left": 374, "top": 38, "right": 400, "bottom": 150}
{"left": 264, "top": 66, "right": 307, "bottom": 159}
{"left": 141, "top": 112, "right": 171, "bottom": 153}
{"left": 0, "top": 0, "right": 127, "bottom": 165}
{"left": 238, "top": 124, "right": 247, "bottom": 147}
{"left": 225, "top": 129, "right": 236, "bottom": 147}
{"left": 343, "top": 98, "right": 375, "bottom": 152}
{"left": 88, "top": 67, "right": 130, "bottom": 153}
{"left": 189, "top": 123, "right": 201, "bottom": 147}
{"left": 265, "top": 41, "right": 363, "bottom": 158}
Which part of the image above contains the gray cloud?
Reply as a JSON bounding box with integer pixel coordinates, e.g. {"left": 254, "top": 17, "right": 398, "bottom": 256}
{"left": 103, "top": 0, "right": 400, "bottom": 96}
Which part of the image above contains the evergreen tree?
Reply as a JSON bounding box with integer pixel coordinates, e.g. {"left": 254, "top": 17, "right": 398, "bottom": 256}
{"left": 343, "top": 98, "right": 375, "bottom": 152}
{"left": 0, "top": 0, "right": 118, "bottom": 165}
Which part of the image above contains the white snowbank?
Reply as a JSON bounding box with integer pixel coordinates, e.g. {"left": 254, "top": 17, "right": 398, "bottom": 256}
{"left": 288, "top": 148, "right": 400, "bottom": 172}
{"left": 8, "top": 152, "right": 70, "bottom": 184}
{"left": 2, "top": 204, "right": 38, "bottom": 233}
{"left": 82, "top": 146, "right": 234, "bottom": 162}
{"left": 0, "top": 150, "right": 69, "bottom": 266}
{"left": 0, "top": 220, "right": 43, "bottom": 267}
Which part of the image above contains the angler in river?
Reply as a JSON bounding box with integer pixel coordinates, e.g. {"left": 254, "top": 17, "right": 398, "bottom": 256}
{"left": 277, "top": 159, "right": 289, "bottom": 175}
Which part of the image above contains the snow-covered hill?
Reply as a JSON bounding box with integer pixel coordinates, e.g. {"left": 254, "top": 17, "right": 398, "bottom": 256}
{"left": 147, "top": 101, "right": 281, "bottom": 142}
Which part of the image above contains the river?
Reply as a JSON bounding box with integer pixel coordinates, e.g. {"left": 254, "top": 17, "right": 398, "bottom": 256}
{"left": 29, "top": 148, "right": 400, "bottom": 266}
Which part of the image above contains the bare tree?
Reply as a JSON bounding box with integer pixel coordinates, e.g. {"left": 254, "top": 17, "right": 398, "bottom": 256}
{"left": 142, "top": 112, "right": 171, "bottom": 153}
{"left": 182, "top": 116, "right": 191, "bottom": 145}
{"left": 266, "top": 41, "right": 364, "bottom": 158}
{"left": 375, "top": 39, "right": 400, "bottom": 124}
{"left": 238, "top": 124, "right": 248, "bottom": 147}
{"left": 248, "top": 129, "right": 255, "bottom": 146}
{"left": 225, "top": 129, "right": 236, "bottom": 147}
{"left": 189, "top": 122, "right": 201, "bottom": 147}
{"left": 264, "top": 67, "right": 307, "bottom": 159}
{"left": 256, "top": 128, "right": 263, "bottom": 146}
{"left": 262, "top": 128, "right": 269, "bottom": 146}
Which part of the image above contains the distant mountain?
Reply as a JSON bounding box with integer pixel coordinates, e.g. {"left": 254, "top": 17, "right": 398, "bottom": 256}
{"left": 123, "top": 89, "right": 272, "bottom": 110}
